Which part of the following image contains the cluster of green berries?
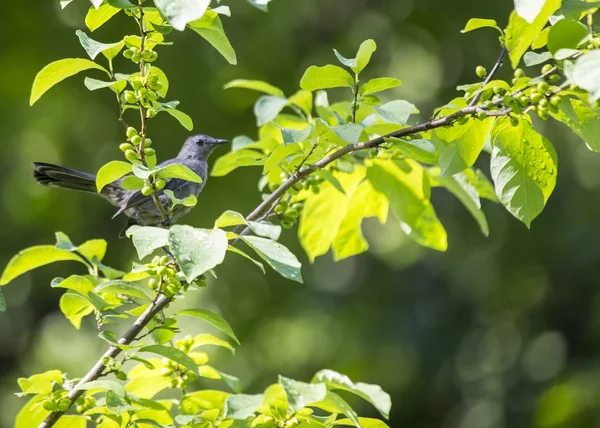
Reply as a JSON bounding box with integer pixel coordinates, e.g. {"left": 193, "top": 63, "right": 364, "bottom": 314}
{"left": 123, "top": 46, "right": 158, "bottom": 64}
{"left": 274, "top": 200, "right": 304, "bottom": 229}
{"left": 255, "top": 415, "right": 300, "bottom": 428}
{"left": 121, "top": 72, "right": 163, "bottom": 118}
{"left": 74, "top": 396, "right": 97, "bottom": 414}
{"left": 102, "top": 356, "right": 127, "bottom": 380}
{"left": 120, "top": 126, "right": 156, "bottom": 165}
{"left": 501, "top": 67, "right": 562, "bottom": 120}
{"left": 147, "top": 255, "right": 185, "bottom": 297}
{"left": 42, "top": 391, "right": 72, "bottom": 412}
{"left": 159, "top": 338, "right": 199, "bottom": 390}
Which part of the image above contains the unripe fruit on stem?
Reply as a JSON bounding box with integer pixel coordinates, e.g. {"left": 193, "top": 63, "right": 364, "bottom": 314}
{"left": 537, "top": 82, "right": 550, "bottom": 93}
{"left": 483, "top": 100, "right": 493, "bottom": 109}
{"left": 286, "top": 209, "right": 300, "bottom": 219}
{"left": 511, "top": 77, "right": 520, "bottom": 85}
{"left": 150, "top": 81, "right": 163, "bottom": 92}
{"left": 119, "top": 143, "right": 133, "bottom": 152}
{"left": 539, "top": 98, "right": 549, "bottom": 108}
{"left": 125, "top": 150, "right": 139, "bottom": 163}
{"left": 57, "top": 398, "right": 71, "bottom": 412}
{"left": 147, "top": 108, "right": 158, "bottom": 118}
{"left": 476, "top": 110, "right": 488, "bottom": 120}
{"left": 142, "top": 186, "right": 154, "bottom": 196}
{"left": 537, "top": 106, "right": 549, "bottom": 120}
{"left": 43, "top": 402, "right": 58, "bottom": 412}
{"left": 155, "top": 178, "right": 166, "bottom": 190}
{"left": 126, "top": 127, "right": 138, "bottom": 138}
{"left": 282, "top": 220, "right": 294, "bottom": 229}
{"left": 549, "top": 95, "right": 561, "bottom": 106}
{"left": 369, "top": 148, "right": 380, "bottom": 158}
{"left": 144, "top": 138, "right": 153, "bottom": 146}
{"left": 548, "top": 74, "right": 560, "bottom": 83}
{"left": 144, "top": 148, "right": 156, "bottom": 157}
{"left": 131, "top": 135, "right": 143, "bottom": 146}
{"left": 148, "top": 278, "right": 158, "bottom": 290}
{"left": 493, "top": 86, "right": 505, "bottom": 95}
{"left": 123, "top": 49, "right": 134, "bottom": 59}
{"left": 291, "top": 202, "right": 304, "bottom": 210}
{"left": 475, "top": 65, "right": 487, "bottom": 78}
{"left": 530, "top": 93, "right": 544, "bottom": 104}
{"left": 514, "top": 68, "right": 525, "bottom": 78}
{"left": 124, "top": 91, "right": 137, "bottom": 104}
{"left": 518, "top": 95, "right": 530, "bottom": 107}
{"left": 510, "top": 116, "right": 519, "bottom": 127}
{"left": 541, "top": 64, "right": 553, "bottom": 74}
{"left": 159, "top": 255, "right": 170, "bottom": 265}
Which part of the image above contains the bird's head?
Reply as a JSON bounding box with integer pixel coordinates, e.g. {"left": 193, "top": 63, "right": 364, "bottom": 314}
{"left": 178, "top": 134, "right": 229, "bottom": 160}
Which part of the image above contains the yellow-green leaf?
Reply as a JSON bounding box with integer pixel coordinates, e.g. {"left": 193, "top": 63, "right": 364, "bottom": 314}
{"left": 96, "top": 161, "right": 132, "bottom": 192}
{"left": 30, "top": 58, "right": 108, "bottom": 105}
{"left": 85, "top": 2, "right": 121, "bottom": 32}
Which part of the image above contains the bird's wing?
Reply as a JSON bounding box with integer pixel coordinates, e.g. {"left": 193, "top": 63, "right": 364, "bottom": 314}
{"left": 112, "top": 178, "right": 189, "bottom": 218}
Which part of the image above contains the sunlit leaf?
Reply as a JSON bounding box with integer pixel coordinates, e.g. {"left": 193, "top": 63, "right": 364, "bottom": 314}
{"left": 461, "top": 18, "right": 501, "bottom": 33}
{"left": 241, "top": 236, "right": 303, "bottom": 283}
{"left": 126, "top": 226, "right": 170, "bottom": 259}
{"left": 139, "top": 344, "right": 199, "bottom": 374}
{"left": 96, "top": 161, "right": 132, "bottom": 192}
{"left": 279, "top": 376, "right": 327, "bottom": 412}
{"left": 176, "top": 309, "right": 240, "bottom": 344}
{"left": 300, "top": 65, "right": 355, "bottom": 91}
{"left": 224, "top": 79, "right": 284, "bottom": 97}
{"left": 551, "top": 97, "right": 600, "bottom": 152}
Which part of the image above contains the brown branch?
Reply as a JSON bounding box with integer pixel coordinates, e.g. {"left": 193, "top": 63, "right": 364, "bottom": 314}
{"left": 469, "top": 46, "right": 507, "bottom": 107}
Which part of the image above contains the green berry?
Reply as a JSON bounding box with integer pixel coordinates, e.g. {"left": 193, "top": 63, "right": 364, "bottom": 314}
{"left": 123, "top": 49, "right": 134, "bottom": 59}
{"left": 286, "top": 209, "right": 300, "bottom": 219}
{"left": 115, "top": 371, "right": 127, "bottom": 381}
{"left": 510, "top": 116, "right": 519, "bottom": 127}
{"left": 126, "top": 127, "right": 138, "bottom": 138}
{"left": 483, "top": 100, "right": 493, "bottom": 109}
{"left": 369, "top": 148, "right": 379, "bottom": 158}
{"left": 511, "top": 77, "right": 520, "bottom": 85}
{"left": 119, "top": 143, "right": 133, "bottom": 152}
{"left": 142, "top": 186, "right": 153, "bottom": 196}
{"left": 541, "top": 64, "right": 553, "bottom": 74}
{"left": 43, "top": 401, "right": 58, "bottom": 412}
{"left": 549, "top": 95, "right": 561, "bottom": 106}
{"left": 144, "top": 147, "right": 156, "bottom": 157}
{"left": 146, "top": 108, "right": 157, "bottom": 118}
{"left": 76, "top": 405, "right": 85, "bottom": 413}
{"left": 548, "top": 74, "right": 560, "bottom": 83}
{"left": 476, "top": 110, "right": 487, "bottom": 120}
{"left": 518, "top": 95, "right": 530, "bottom": 107}
{"left": 148, "top": 278, "right": 158, "bottom": 290}
{"left": 159, "top": 255, "right": 170, "bottom": 265}
{"left": 537, "top": 82, "right": 550, "bottom": 93}
{"left": 291, "top": 202, "right": 304, "bottom": 210}
{"left": 124, "top": 91, "right": 137, "bottom": 104}
{"left": 156, "top": 265, "right": 167, "bottom": 276}
{"left": 131, "top": 52, "right": 142, "bottom": 63}
{"left": 130, "top": 135, "right": 143, "bottom": 146}
{"left": 150, "top": 81, "right": 163, "bottom": 92}
{"left": 57, "top": 398, "right": 71, "bottom": 412}
{"left": 514, "top": 68, "right": 525, "bottom": 78}
{"left": 502, "top": 95, "right": 515, "bottom": 105}
{"left": 537, "top": 106, "right": 549, "bottom": 120}
{"left": 530, "top": 93, "right": 544, "bottom": 104}
{"left": 155, "top": 178, "right": 166, "bottom": 190}
{"left": 281, "top": 220, "right": 294, "bottom": 229}
{"left": 538, "top": 98, "right": 549, "bottom": 108}
{"left": 125, "top": 150, "right": 139, "bottom": 163}
{"left": 311, "top": 185, "right": 320, "bottom": 194}
{"left": 144, "top": 138, "right": 153, "bottom": 146}
{"left": 475, "top": 65, "right": 487, "bottom": 78}
{"left": 493, "top": 87, "right": 505, "bottom": 95}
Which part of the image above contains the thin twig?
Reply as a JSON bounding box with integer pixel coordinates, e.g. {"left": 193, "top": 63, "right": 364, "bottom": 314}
{"left": 469, "top": 46, "right": 507, "bottom": 107}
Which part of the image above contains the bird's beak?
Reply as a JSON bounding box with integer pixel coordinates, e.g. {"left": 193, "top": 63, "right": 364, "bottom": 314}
{"left": 215, "top": 139, "right": 229, "bottom": 145}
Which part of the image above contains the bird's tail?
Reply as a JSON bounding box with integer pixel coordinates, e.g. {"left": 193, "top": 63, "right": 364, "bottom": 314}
{"left": 33, "top": 162, "right": 97, "bottom": 193}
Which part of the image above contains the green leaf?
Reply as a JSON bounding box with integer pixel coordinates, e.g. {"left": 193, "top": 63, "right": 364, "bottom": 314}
{"left": 75, "top": 30, "right": 122, "bottom": 60}
{"left": 241, "top": 236, "right": 303, "bottom": 283}
{"left": 168, "top": 226, "right": 228, "bottom": 282}
{"left": 30, "top": 58, "right": 107, "bottom": 105}
{"left": 523, "top": 51, "right": 553, "bottom": 66}
{"left": 387, "top": 137, "right": 438, "bottom": 164}
{"left": 96, "top": 280, "right": 153, "bottom": 301}
{"left": 300, "top": 65, "right": 355, "bottom": 91}
{"left": 164, "top": 189, "right": 198, "bottom": 207}
{"left": 279, "top": 125, "right": 312, "bottom": 144}
{"left": 54, "top": 416, "right": 88, "bottom": 428}
{"left": 84, "top": 77, "right": 126, "bottom": 92}
{"left": 505, "top": 0, "right": 562, "bottom": 68}
{"left": 436, "top": 170, "right": 490, "bottom": 236}
{"left": 359, "top": 78, "right": 402, "bottom": 96}
{"left": 313, "top": 369, "right": 391, "bottom": 419}
{"left": 461, "top": 18, "right": 501, "bottom": 33}
{"left": 120, "top": 175, "right": 145, "bottom": 190}
{"left": 126, "top": 226, "right": 169, "bottom": 259}
{"left": 176, "top": 309, "right": 240, "bottom": 345}
{"left": 191, "top": 333, "right": 235, "bottom": 353}
{"left": 332, "top": 181, "right": 388, "bottom": 261}
{"left": 17, "top": 370, "right": 63, "bottom": 397}
{"left": 85, "top": 2, "right": 120, "bottom": 31}
{"left": 211, "top": 149, "right": 265, "bottom": 177}
{"left": 547, "top": 18, "right": 588, "bottom": 54}
{"left": 224, "top": 79, "right": 284, "bottom": 97}
{"left": 1, "top": 246, "right": 85, "bottom": 286}
{"left": 96, "top": 161, "right": 132, "bottom": 192}
{"left": 188, "top": 11, "right": 237, "bottom": 65}
{"left": 279, "top": 376, "right": 327, "bottom": 412}
{"left": 367, "top": 159, "right": 447, "bottom": 251}
{"left": 299, "top": 169, "right": 366, "bottom": 261}
{"left": 77, "top": 379, "right": 126, "bottom": 397}
{"left": 514, "top": 0, "right": 546, "bottom": 23}
{"left": 433, "top": 117, "right": 495, "bottom": 177}
{"left": 355, "top": 39, "right": 377, "bottom": 74}
{"left": 154, "top": 0, "right": 210, "bottom": 31}
{"left": 225, "top": 394, "right": 264, "bottom": 420}
{"left": 160, "top": 106, "right": 194, "bottom": 131}
{"left": 572, "top": 51, "right": 600, "bottom": 101}
{"left": 227, "top": 246, "right": 266, "bottom": 273}
{"left": 490, "top": 118, "right": 557, "bottom": 227}
{"left": 52, "top": 275, "right": 94, "bottom": 294}
{"left": 214, "top": 210, "right": 247, "bottom": 228}
{"left": 374, "top": 100, "right": 419, "bottom": 125}
{"left": 60, "top": 292, "right": 94, "bottom": 329}
{"left": 0, "top": 290, "right": 5, "bottom": 312}
{"left": 313, "top": 391, "right": 360, "bottom": 427}
{"left": 15, "top": 396, "right": 51, "bottom": 428}
{"left": 254, "top": 95, "right": 289, "bottom": 126}
{"left": 139, "top": 344, "right": 199, "bottom": 374}
{"left": 157, "top": 163, "right": 203, "bottom": 183}
{"left": 560, "top": 0, "right": 600, "bottom": 18}
{"left": 551, "top": 97, "right": 600, "bottom": 151}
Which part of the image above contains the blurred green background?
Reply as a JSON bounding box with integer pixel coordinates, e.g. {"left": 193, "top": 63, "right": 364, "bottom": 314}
{"left": 3, "top": 1, "right": 600, "bottom": 427}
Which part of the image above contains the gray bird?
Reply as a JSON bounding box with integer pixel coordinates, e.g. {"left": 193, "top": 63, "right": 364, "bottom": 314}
{"left": 33, "top": 134, "right": 228, "bottom": 232}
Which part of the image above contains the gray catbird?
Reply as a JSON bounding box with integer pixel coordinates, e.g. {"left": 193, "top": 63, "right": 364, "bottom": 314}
{"left": 33, "top": 134, "right": 228, "bottom": 231}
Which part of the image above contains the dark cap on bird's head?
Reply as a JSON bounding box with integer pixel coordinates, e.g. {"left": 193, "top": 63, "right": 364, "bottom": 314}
{"left": 178, "top": 134, "right": 229, "bottom": 160}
